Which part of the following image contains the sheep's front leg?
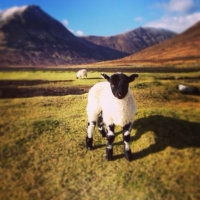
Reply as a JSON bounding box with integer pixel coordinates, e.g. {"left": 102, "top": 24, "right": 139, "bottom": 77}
{"left": 105, "top": 124, "right": 115, "bottom": 161}
{"left": 97, "top": 112, "right": 106, "bottom": 137}
{"left": 123, "top": 123, "right": 132, "bottom": 161}
{"left": 86, "top": 121, "right": 96, "bottom": 150}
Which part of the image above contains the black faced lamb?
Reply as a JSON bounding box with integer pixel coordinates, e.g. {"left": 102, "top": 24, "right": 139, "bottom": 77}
{"left": 86, "top": 72, "right": 138, "bottom": 161}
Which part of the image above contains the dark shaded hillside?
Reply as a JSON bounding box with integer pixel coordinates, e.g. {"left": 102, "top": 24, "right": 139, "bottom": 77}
{"left": 82, "top": 27, "right": 176, "bottom": 54}
{"left": 0, "top": 5, "right": 128, "bottom": 67}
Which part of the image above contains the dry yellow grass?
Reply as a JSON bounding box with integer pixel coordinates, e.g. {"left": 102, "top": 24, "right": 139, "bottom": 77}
{"left": 0, "top": 70, "right": 200, "bottom": 199}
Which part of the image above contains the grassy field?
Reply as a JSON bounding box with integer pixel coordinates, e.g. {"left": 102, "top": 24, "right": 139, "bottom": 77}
{"left": 0, "top": 70, "right": 200, "bottom": 200}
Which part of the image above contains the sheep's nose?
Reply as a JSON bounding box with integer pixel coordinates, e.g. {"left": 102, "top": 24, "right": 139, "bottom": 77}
{"left": 117, "top": 92, "right": 121, "bottom": 97}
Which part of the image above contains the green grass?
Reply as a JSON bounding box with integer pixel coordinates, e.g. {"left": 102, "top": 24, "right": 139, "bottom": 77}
{"left": 0, "top": 70, "right": 200, "bottom": 200}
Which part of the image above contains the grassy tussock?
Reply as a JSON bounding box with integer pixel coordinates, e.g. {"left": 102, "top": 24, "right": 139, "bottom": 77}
{"left": 0, "top": 70, "right": 200, "bottom": 200}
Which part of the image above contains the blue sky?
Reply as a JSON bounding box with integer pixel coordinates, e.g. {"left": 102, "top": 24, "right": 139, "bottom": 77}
{"left": 0, "top": 0, "right": 200, "bottom": 36}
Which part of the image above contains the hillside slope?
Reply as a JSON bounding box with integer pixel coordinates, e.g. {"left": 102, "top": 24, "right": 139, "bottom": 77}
{"left": 95, "top": 21, "right": 200, "bottom": 69}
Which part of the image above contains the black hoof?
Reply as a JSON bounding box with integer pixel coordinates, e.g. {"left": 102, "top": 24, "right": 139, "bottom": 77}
{"left": 87, "top": 146, "right": 93, "bottom": 150}
{"left": 106, "top": 145, "right": 113, "bottom": 161}
{"left": 86, "top": 137, "right": 93, "bottom": 150}
{"left": 124, "top": 149, "right": 132, "bottom": 161}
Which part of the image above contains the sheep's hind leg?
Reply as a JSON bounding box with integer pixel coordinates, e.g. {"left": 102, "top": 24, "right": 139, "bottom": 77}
{"left": 105, "top": 124, "right": 115, "bottom": 161}
{"left": 123, "top": 123, "right": 132, "bottom": 161}
{"left": 86, "top": 121, "right": 96, "bottom": 150}
{"left": 97, "top": 112, "right": 106, "bottom": 137}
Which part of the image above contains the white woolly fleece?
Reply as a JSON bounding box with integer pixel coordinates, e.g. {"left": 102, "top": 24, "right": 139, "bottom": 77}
{"left": 87, "top": 82, "right": 137, "bottom": 127}
{"left": 76, "top": 69, "right": 87, "bottom": 78}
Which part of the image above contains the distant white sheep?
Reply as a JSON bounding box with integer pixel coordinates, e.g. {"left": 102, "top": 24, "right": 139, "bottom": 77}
{"left": 86, "top": 72, "right": 138, "bottom": 161}
{"left": 76, "top": 69, "right": 87, "bottom": 79}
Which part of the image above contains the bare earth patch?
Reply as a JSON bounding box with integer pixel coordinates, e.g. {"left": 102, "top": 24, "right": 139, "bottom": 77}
{"left": 0, "top": 80, "right": 90, "bottom": 98}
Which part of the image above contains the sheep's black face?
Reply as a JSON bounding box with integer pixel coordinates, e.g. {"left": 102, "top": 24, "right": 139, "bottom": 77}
{"left": 110, "top": 74, "right": 129, "bottom": 99}
{"left": 101, "top": 73, "right": 138, "bottom": 99}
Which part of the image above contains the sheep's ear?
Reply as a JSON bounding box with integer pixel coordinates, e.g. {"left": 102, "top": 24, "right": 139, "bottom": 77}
{"left": 101, "top": 73, "right": 110, "bottom": 81}
{"left": 128, "top": 74, "right": 138, "bottom": 82}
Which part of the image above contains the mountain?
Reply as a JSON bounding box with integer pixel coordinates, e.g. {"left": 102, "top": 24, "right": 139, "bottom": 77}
{"left": 122, "top": 21, "right": 200, "bottom": 67}
{"left": 94, "top": 21, "right": 200, "bottom": 69}
{"left": 0, "top": 5, "right": 128, "bottom": 67}
{"left": 82, "top": 27, "right": 176, "bottom": 54}
{"left": 0, "top": 5, "right": 179, "bottom": 68}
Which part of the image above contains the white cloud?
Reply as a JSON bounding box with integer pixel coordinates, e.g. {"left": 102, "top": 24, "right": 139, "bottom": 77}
{"left": 0, "top": 6, "right": 27, "bottom": 20}
{"left": 76, "top": 30, "right": 84, "bottom": 36}
{"left": 61, "top": 19, "right": 83, "bottom": 36}
{"left": 134, "top": 17, "right": 143, "bottom": 22}
{"left": 168, "top": 0, "right": 194, "bottom": 14}
{"left": 145, "top": 12, "right": 200, "bottom": 33}
{"left": 69, "top": 28, "right": 74, "bottom": 33}
{"left": 144, "top": 0, "right": 200, "bottom": 33}
{"left": 67, "top": 28, "right": 84, "bottom": 36}
{"left": 62, "top": 19, "right": 69, "bottom": 27}
{"left": 156, "top": 0, "right": 195, "bottom": 14}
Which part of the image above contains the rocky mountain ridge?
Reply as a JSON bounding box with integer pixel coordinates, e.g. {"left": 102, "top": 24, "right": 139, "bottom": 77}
{"left": 82, "top": 27, "right": 176, "bottom": 54}
{"left": 0, "top": 5, "right": 176, "bottom": 67}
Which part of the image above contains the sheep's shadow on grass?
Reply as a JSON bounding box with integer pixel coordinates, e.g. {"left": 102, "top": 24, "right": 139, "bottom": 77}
{"left": 91, "top": 115, "right": 200, "bottom": 161}
{"left": 128, "top": 115, "right": 200, "bottom": 161}
{"left": 93, "top": 144, "right": 105, "bottom": 150}
{"left": 86, "top": 77, "right": 103, "bottom": 80}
